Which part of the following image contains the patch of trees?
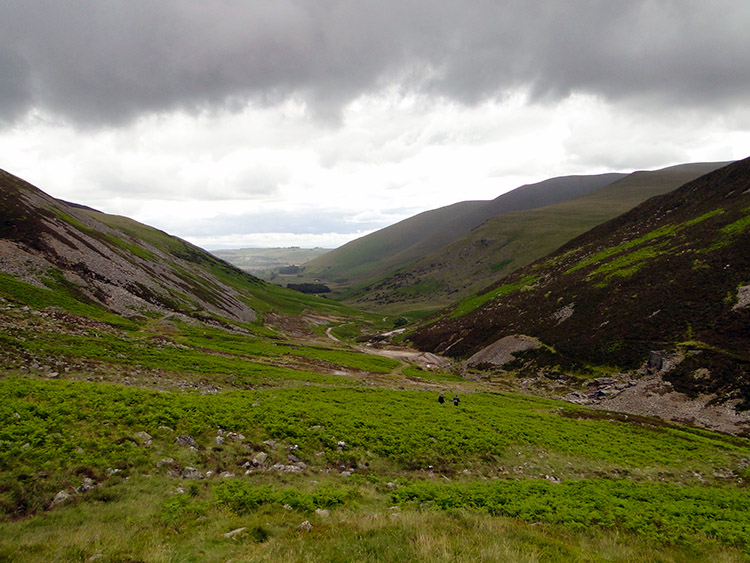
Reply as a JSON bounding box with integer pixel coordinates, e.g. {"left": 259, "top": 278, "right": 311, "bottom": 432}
{"left": 287, "top": 283, "right": 331, "bottom": 294}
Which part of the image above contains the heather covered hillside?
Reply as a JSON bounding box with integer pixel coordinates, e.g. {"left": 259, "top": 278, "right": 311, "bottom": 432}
{"left": 412, "top": 158, "right": 750, "bottom": 417}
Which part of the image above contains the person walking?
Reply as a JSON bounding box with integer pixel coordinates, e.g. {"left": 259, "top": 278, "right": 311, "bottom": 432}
{"left": 453, "top": 394, "right": 460, "bottom": 406}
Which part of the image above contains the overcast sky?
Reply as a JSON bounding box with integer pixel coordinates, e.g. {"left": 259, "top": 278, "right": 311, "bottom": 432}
{"left": 2, "top": 1, "right": 750, "bottom": 249}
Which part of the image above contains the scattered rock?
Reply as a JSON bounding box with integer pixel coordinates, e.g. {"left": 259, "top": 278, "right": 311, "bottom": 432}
{"left": 219, "top": 471, "right": 235, "bottom": 478}
{"left": 270, "top": 463, "right": 303, "bottom": 473}
{"left": 224, "top": 527, "right": 247, "bottom": 539}
{"left": 78, "top": 478, "right": 96, "bottom": 493}
{"left": 134, "top": 431, "right": 152, "bottom": 445}
{"left": 252, "top": 452, "right": 268, "bottom": 466}
{"left": 156, "top": 457, "right": 174, "bottom": 468}
{"left": 340, "top": 470, "right": 352, "bottom": 477}
{"left": 176, "top": 435, "right": 197, "bottom": 448}
{"left": 52, "top": 490, "right": 71, "bottom": 505}
{"left": 315, "top": 508, "right": 330, "bottom": 517}
{"left": 297, "top": 520, "right": 313, "bottom": 532}
{"left": 181, "top": 467, "right": 204, "bottom": 480}
{"left": 283, "top": 504, "right": 293, "bottom": 511}
{"left": 215, "top": 435, "right": 226, "bottom": 445}
{"left": 263, "top": 440, "right": 277, "bottom": 449}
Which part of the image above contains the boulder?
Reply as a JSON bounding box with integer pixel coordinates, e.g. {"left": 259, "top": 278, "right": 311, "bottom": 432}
{"left": 181, "top": 467, "right": 204, "bottom": 480}
{"left": 176, "top": 435, "right": 197, "bottom": 448}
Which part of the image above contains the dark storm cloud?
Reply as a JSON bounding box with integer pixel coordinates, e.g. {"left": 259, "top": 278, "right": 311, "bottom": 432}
{"left": 1, "top": 0, "right": 748, "bottom": 126}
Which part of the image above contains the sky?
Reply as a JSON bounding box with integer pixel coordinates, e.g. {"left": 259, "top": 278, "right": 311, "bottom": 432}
{"left": 1, "top": 1, "right": 750, "bottom": 249}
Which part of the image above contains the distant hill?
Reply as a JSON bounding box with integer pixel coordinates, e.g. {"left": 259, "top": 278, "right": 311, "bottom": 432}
{"left": 411, "top": 158, "right": 750, "bottom": 413}
{"left": 303, "top": 173, "right": 626, "bottom": 289}
{"left": 343, "top": 162, "right": 730, "bottom": 311}
{"left": 0, "top": 168, "right": 342, "bottom": 326}
{"left": 212, "top": 247, "right": 330, "bottom": 280}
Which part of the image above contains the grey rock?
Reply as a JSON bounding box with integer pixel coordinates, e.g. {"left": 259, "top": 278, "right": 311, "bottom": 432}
{"left": 52, "top": 490, "right": 71, "bottom": 505}
{"left": 156, "top": 457, "right": 175, "bottom": 468}
{"left": 181, "top": 467, "right": 204, "bottom": 480}
{"left": 224, "top": 527, "right": 246, "bottom": 539}
{"left": 270, "top": 463, "right": 302, "bottom": 473}
{"left": 176, "top": 435, "right": 197, "bottom": 448}
{"left": 252, "top": 451, "right": 268, "bottom": 466}
{"left": 315, "top": 508, "right": 330, "bottom": 517}
{"left": 297, "top": 520, "right": 313, "bottom": 532}
{"left": 78, "top": 478, "right": 96, "bottom": 493}
{"left": 134, "top": 431, "right": 152, "bottom": 445}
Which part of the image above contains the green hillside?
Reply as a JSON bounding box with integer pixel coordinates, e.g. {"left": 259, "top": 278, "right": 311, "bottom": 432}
{"left": 2, "top": 166, "right": 750, "bottom": 561}
{"left": 412, "top": 158, "right": 750, "bottom": 412}
{"left": 303, "top": 173, "right": 625, "bottom": 289}
{"left": 346, "top": 162, "right": 729, "bottom": 312}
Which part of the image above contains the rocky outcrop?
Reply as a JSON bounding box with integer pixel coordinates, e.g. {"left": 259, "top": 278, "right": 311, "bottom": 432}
{"left": 464, "top": 335, "right": 541, "bottom": 369}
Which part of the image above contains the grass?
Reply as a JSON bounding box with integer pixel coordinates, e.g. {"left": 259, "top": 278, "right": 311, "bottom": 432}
{"left": 448, "top": 274, "right": 540, "bottom": 318}
{"left": 2, "top": 246, "right": 750, "bottom": 560}
{"left": 1, "top": 374, "right": 749, "bottom": 561}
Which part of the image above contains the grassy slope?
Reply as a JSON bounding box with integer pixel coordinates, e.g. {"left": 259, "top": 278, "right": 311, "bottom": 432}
{"left": 73, "top": 209, "right": 376, "bottom": 323}
{"left": 345, "top": 162, "right": 729, "bottom": 312}
{"left": 1, "top": 271, "right": 749, "bottom": 560}
{"left": 410, "top": 159, "right": 750, "bottom": 402}
{"left": 302, "top": 174, "right": 625, "bottom": 289}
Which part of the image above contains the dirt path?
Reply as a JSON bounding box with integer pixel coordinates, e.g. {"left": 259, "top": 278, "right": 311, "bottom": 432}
{"left": 325, "top": 323, "right": 452, "bottom": 370}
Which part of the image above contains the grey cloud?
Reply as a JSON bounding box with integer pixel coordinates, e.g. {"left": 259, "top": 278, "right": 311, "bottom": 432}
{"left": 165, "top": 209, "right": 392, "bottom": 238}
{"left": 1, "top": 1, "right": 748, "bottom": 126}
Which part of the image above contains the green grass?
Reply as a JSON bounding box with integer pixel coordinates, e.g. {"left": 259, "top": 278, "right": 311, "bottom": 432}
{"left": 391, "top": 479, "right": 750, "bottom": 549}
{"left": 1, "top": 375, "right": 749, "bottom": 560}
{"left": 449, "top": 275, "right": 540, "bottom": 318}
{"left": 567, "top": 209, "right": 724, "bottom": 275}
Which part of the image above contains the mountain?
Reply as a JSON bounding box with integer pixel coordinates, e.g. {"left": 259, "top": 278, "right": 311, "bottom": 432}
{"left": 303, "top": 173, "right": 626, "bottom": 289}
{"left": 0, "top": 167, "right": 346, "bottom": 327}
{"left": 411, "top": 158, "right": 750, "bottom": 416}
{"left": 342, "top": 162, "right": 730, "bottom": 311}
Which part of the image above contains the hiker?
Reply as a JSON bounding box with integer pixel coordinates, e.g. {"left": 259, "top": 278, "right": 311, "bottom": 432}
{"left": 438, "top": 393, "right": 445, "bottom": 404}
{"left": 453, "top": 394, "right": 460, "bottom": 406}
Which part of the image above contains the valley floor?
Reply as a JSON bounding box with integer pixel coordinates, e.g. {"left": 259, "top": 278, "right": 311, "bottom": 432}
{"left": 1, "top": 299, "right": 750, "bottom": 561}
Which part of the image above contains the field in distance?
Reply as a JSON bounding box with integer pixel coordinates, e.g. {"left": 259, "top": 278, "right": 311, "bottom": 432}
{"left": 212, "top": 247, "right": 331, "bottom": 280}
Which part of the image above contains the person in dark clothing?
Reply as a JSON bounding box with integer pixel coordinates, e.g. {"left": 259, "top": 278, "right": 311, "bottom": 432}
{"left": 438, "top": 393, "right": 445, "bottom": 404}
{"left": 453, "top": 394, "right": 460, "bottom": 406}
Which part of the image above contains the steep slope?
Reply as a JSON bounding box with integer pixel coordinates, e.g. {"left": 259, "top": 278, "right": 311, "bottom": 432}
{"left": 0, "top": 168, "right": 334, "bottom": 326}
{"left": 412, "top": 158, "right": 750, "bottom": 408}
{"left": 347, "top": 162, "right": 729, "bottom": 311}
{"left": 304, "top": 173, "right": 625, "bottom": 287}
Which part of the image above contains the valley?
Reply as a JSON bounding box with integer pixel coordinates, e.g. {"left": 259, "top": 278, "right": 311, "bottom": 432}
{"left": 1, "top": 162, "right": 749, "bottom": 561}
